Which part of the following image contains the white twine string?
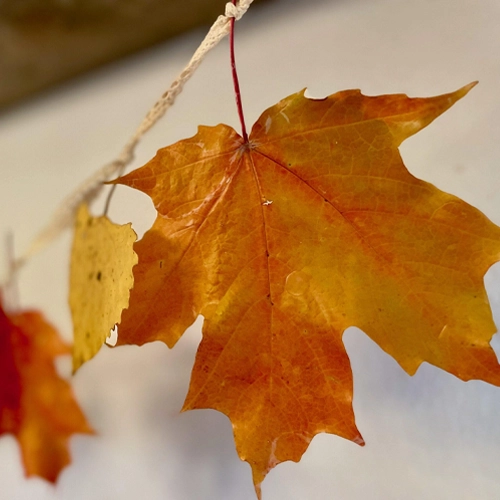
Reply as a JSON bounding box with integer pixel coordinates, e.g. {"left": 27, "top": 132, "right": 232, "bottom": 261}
{"left": 13, "top": 0, "right": 254, "bottom": 272}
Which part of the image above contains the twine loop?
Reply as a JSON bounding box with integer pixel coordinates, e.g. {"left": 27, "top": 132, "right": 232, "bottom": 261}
{"left": 225, "top": 2, "right": 247, "bottom": 21}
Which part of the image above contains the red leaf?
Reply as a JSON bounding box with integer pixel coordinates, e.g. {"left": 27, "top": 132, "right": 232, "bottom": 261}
{"left": 0, "top": 297, "right": 92, "bottom": 482}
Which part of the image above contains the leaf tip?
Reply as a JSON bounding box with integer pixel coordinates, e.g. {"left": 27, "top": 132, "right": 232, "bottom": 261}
{"left": 254, "top": 481, "right": 263, "bottom": 500}
{"left": 439, "top": 81, "right": 479, "bottom": 111}
{"left": 352, "top": 433, "right": 365, "bottom": 447}
{"left": 390, "top": 81, "right": 479, "bottom": 142}
{"left": 459, "top": 80, "right": 478, "bottom": 96}
{"left": 445, "top": 81, "right": 478, "bottom": 107}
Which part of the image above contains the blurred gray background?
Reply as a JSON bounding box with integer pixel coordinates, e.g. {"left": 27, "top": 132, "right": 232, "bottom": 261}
{"left": 1, "top": 0, "right": 500, "bottom": 499}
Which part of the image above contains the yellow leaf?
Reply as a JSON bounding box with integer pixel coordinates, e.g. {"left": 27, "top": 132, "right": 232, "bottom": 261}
{"left": 69, "top": 203, "right": 137, "bottom": 373}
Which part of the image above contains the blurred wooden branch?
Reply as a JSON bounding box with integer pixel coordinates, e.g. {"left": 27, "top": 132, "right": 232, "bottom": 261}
{"left": 0, "top": 0, "right": 266, "bottom": 111}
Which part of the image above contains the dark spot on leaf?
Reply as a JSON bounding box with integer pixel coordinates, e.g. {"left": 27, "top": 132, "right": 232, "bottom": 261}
{"left": 97, "top": 271, "right": 102, "bottom": 281}
{"left": 159, "top": 261, "right": 163, "bottom": 268}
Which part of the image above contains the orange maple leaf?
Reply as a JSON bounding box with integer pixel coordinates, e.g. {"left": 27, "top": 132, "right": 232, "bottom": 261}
{"left": 0, "top": 297, "right": 92, "bottom": 482}
{"left": 114, "top": 83, "right": 500, "bottom": 496}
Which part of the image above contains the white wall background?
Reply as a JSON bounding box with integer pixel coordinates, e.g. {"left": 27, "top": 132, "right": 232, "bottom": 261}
{"left": 1, "top": 0, "right": 500, "bottom": 498}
